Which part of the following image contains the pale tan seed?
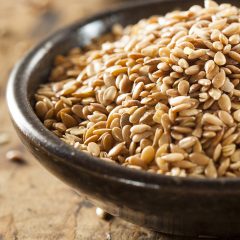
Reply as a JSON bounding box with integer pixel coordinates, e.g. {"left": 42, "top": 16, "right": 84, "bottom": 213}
{"left": 218, "top": 158, "right": 230, "bottom": 177}
{"left": 161, "top": 113, "right": 171, "bottom": 132}
{"left": 160, "top": 153, "right": 184, "bottom": 162}
{"left": 93, "top": 128, "right": 111, "bottom": 136}
{"left": 156, "top": 158, "right": 169, "bottom": 171}
{"left": 218, "top": 111, "right": 234, "bottom": 126}
{"left": 53, "top": 123, "right": 67, "bottom": 133}
{"left": 84, "top": 135, "right": 99, "bottom": 145}
{"left": 131, "top": 124, "right": 152, "bottom": 134}
{"left": 188, "top": 49, "right": 206, "bottom": 60}
{"left": 87, "top": 142, "right": 100, "bottom": 157}
{"left": 109, "top": 116, "right": 121, "bottom": 129}
{"left": 71, "top": 105, "right": 84, "bottom": 118}
{"left": 209, "top": 88, "right": 221, "bottom": 100}
{"left": 233, "top": 109, "right": 240, "bottom": 122}
{"left": 153, "top": 110, "right": 165, "bottom": 124}
{"left": 230, "top": 161, "right": 240, "bottom": 170}
{"left": 213, "top": 41, "right": 223, "bottom": 51}
{"left": 178, "top": 80, "right": 189, "bottom": 95}
{"left": 189, "top": 152, "right": 210, "bottom": 166}
{"left": 214, "top": 52, "right": 226, "bottom": 66}
{"left": 222, "top": 133, "right": 239, "bottom": 146}
{"left": 212, "top": 69, "right": 225, "bottom": 89}
{"left": 205, "top": 60, "right": 215, "bottom": 73}
{"left": 109, "top": 66, "right": 128, "bottom": 76}
{"left": 202, "top": 113, "right": 223, "bottom": 126}
{"left": 112, "top": 127, "right": 123, "bottom": 142}
{"left": 132, "top": 82, "right": 144, "bottom": 100}
{"left": 203, "top": 131, "right": 216, "bottom": 138}
{"left": 223, "top": 23, "right": 240, "bottom": 36}
{"left": 155, "top": 144, "right": 169, "bottom": 158}
{"left": 205, "top": 160, "right": 217, "bottom": 178}
{"left": 213, "top": 144, "right": 222, "bottom": 161}
{"left": 102, "top": 133, "right": 114, "bottom": 151}
{"left": 169, "top": 96, "right": 190, "bottom": 106}
{"left": 231, "top": 150, "right": 240, "bottom": 162}
{"left": 141, "top": 146, "right": 155, "bottom": 164}
{"left": 172, "top": 160, "right": 196, "bottom": 169}
{"left": 171, "top": 103, "right": 193, "bottom": 113}
{"left": 178, "top": 59, "right": 189, "bottom": 69}
{"left": 198, "top": 79, "right": 211, "bottom": 86}
{"left": 222, "top": 144, "right": 236, "bottom": 158}
{"left": 127, "top": 155, "right": 146, "bottom": 167}
{"left": 132, "top": 131, "right": 152, "bottom": 142}
{"left": 218, "top": 94, "right": 231, "bottom": 112}
{"left": 6, "top": 149, "right": 26, "bottom": 164}
{"left": 103, "top": 86, "right": 117, "bottom": 105}
{"left": 96, "top": 207, "right": 109, "bottom": 219}
{"left": 229, "top": 51, "right": 240, "bottom": 62}
{"left": 108, "top": 142, "right": 125, "bottom": 157}
{"left": 178, "top": 136, "right": 197, "bottom": 149}
{"left": 122, "top": 125, "right": 131, "bottom": 143}
{"left": 141, "top": 45, "right": 158, "bottom": 57}
{"left": 204, "top": 0, "right": 218, "bottom": 8}
{"left": 209, "top": 18, "right": 226, "bottom": 30}
{"left": 185, "top": 65, "right": 200, "bottom": 75}
{"left": 129, "top": 106, "right": 147, "bottom": 124}
{"left": 73, "top": 86, "right": 94, "bottom": 98}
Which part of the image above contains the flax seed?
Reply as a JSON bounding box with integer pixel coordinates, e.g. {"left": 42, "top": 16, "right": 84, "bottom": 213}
{"left": 35, "top": 1, "right": 240, "bottom": 178}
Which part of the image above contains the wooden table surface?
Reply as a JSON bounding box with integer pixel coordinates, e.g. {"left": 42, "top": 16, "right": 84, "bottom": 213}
{"left": 0, "top": 1, "right": 206, "bottom": 239}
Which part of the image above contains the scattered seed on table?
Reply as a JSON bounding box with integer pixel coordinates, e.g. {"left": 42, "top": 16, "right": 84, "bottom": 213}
{"left": 6, "top": 150, "right": 26, "bottom": 164}
{"left": 96, "top": 207, "right": 111, "bottom": 220}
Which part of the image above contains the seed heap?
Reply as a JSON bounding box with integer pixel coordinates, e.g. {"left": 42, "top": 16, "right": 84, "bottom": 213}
{"left": 35, "top": 0, "right": 240, "bottom": 178}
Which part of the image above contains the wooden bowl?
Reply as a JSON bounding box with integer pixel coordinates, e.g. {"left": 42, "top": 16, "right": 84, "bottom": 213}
{"left": 7, "top": 0, "right": 240, "bottom": 237}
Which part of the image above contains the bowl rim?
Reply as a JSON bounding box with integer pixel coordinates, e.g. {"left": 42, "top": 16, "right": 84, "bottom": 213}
{"left": 7, "top": 0, "right": 240, "bottom": 190}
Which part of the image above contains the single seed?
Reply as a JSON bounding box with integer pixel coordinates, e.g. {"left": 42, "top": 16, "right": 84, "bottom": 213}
{"left": 205, "top": 160, "right": 217, "bottom": 178}
{"left": 141, "top": 146, "right": 155, "bottom": 164}
{"left": 231, "top": 150, "right": 240, "bottom": 162}
{"left": 212, "top": 69, "right": 225, "bottom": 89}
{"left": 160, "top": 153, "right": 184, "bottom": 162}
{"left": 96, "top": 208, "right": 110, "bottom": 219}
{"left": 189, "top": 152, "right": 210, "bottom": 166}
{"left": 35, "top": 101, "right": 48, "bottom": 119}
{"left": 233, "top": 110, "right": 240, "bottom": 122}
{"left": 218, "top": 111, "right": 234, "bottom": 126}
{"left": 218, "top": 94, "right": 231, "bottom": 112}
{"left": 214, "top": 52, "right": 226, "bottom": 66}
{"left": 87, "top": 142, "right": 100, "bottom": 157}
{"left": 178, "top": 136, "right": 197, "bottom": 149}
{"left": 103, "top": 86, "right": 118, "bottom": 105}
{"left": 131, "top": 124, "right": 152, "bottom": 134}
{"left": 6, "top": 150, "right": 26, "bottom": 164}
{"left": 61, "top": 113, "right": 78, "bottom": 128}
{"left": 108, "top": 142, "right": 125, "bottom": 157}
{"left": 202, "top": 113, "right": 223, "bottom": 126}
{"left": 178, "top": 80, "right": 189, "bottom": 95}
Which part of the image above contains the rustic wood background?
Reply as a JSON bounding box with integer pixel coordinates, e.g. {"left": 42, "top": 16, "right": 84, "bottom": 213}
{"left": 0, "top": 0, "right": 211, "bottom": 239}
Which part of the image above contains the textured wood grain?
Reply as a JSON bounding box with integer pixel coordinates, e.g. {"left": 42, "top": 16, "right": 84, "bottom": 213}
{"left": 0, "top": 1, "right": 200, "bottom": 239}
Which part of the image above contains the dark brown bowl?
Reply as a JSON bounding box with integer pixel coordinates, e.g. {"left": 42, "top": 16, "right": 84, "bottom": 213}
{"left": 6, "top": 0, "right": 240, "bottom": 238}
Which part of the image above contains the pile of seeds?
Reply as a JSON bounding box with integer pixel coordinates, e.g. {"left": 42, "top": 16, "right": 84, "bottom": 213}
{"left": 35, "top": 0, "right": 240, "bottom": 178}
